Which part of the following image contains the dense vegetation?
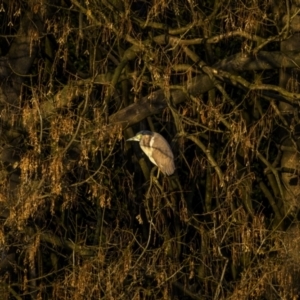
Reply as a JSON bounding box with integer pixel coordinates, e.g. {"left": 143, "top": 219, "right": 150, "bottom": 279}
{"left": 0, "top": 0, "right": 300, "bottom": 298}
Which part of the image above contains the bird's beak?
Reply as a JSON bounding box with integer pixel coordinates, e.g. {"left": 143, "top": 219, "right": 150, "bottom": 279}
{"left": 126, "top": 136, "right": 139, "bottom": 142}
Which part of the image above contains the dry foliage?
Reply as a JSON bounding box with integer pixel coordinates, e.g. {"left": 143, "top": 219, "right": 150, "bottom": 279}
{"left": 0, "top": 0, "right": 299, "bottom": 299}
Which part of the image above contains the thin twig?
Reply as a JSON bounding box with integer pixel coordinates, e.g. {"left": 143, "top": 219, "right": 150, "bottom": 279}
{"left": 187, "top": 134, "right": 224, "bottom": 187}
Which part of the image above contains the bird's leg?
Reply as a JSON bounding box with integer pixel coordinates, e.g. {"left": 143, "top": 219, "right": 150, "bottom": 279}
{"left": 150, "top": 166, "right": 165, "bottom": 194}
{"left": 150, "top": 166, "right": 158, "bottom": 178}
{"left": 146, "top": 166, "right": 158, "bottom": 199}
{"left": 145, "top": 176, "right": 153, "bottom": 199}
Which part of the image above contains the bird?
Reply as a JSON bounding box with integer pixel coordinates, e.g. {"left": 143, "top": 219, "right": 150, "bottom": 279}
{"left": 127, "top": 131, "right": 175, "bottom": 176}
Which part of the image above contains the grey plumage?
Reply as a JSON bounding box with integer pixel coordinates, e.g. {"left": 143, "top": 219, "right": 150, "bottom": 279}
{"left": 127, "top": 131, "right": 175, "bottom": 175}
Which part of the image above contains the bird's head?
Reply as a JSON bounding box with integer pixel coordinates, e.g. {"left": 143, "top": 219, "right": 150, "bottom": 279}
{"left": 126, "top": 131, "right": 153, "bottom": 142}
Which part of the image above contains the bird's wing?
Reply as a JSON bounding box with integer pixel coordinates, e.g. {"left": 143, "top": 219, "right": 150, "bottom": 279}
{"left": 151, "top": 143, "right": 175, "bottom": 175}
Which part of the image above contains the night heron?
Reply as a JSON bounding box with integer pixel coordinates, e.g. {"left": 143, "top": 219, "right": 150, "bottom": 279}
{"left": 127, "top": 131, "right": 175, "bottom": 176}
